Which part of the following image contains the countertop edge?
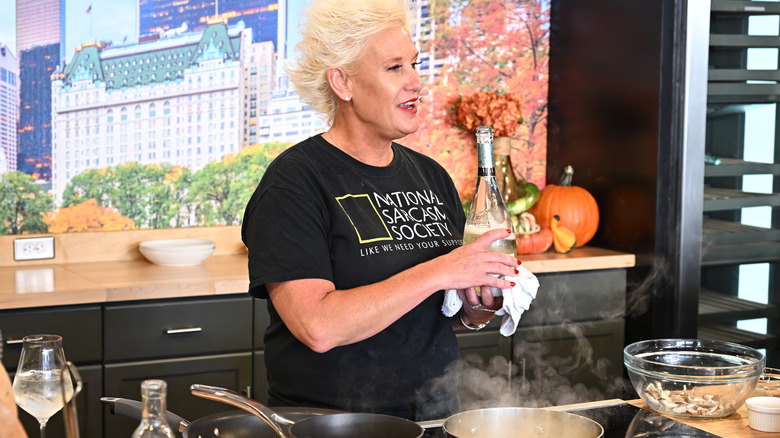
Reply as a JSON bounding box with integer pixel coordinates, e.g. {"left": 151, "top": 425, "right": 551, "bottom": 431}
{"left": 1, "top": 247, "right": 635, "bottom": 311}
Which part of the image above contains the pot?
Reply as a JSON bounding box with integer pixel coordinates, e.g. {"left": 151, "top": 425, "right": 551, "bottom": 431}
{"left": 101, "top": 397, "right": 344, "bottom": 438}
{"left": 419, "top": 407, "right": 604, "bottom": 438}
{"left": 190, "top": 384, "right": 424, "bottom": 438}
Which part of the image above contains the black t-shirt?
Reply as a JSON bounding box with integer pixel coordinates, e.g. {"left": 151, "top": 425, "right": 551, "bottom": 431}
{"left": 241, "top": 134, "right": 466, "bottom": 419}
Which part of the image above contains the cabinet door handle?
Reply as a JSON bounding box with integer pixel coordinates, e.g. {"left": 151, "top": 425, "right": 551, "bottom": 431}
{"left": 5, "top": 339, "right": 24, "bottom": 345}
{"left": 165, "top": 327, "right": 203, "bottom": 335}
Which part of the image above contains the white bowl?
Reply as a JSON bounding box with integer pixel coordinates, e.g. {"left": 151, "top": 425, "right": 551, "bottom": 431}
{"left": 138, "top": 239, "right": 216, "bottom": 266}
{"left": 746, "top": 396, "right": 780, "bottom": 432}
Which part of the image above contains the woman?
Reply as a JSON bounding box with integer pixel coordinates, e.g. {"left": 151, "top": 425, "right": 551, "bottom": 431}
{"left": 241, "top": 0, "right": 519, "bottom": 421}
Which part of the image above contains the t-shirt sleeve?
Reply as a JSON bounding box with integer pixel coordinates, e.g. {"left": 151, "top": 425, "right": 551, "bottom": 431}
{"left": 243, "top": 186, "right": 334, "bottom": 298}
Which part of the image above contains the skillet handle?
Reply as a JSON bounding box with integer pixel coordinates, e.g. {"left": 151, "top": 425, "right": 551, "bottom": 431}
{"left": 100, "top": 397, "right": 189, "bottom": 434}
{"left": 190, "top": 384, "right": 295, "bottom": 438}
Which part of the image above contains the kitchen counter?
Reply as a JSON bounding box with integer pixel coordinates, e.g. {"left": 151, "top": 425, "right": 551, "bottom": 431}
{"left": 0, "top": 246, "right": 635, "bottom": 310}
{"left": 627, "top": 399, "right": 764, "bottom": 437}
{"left": 552, "top": 398, "right": 763, "bottom": 437}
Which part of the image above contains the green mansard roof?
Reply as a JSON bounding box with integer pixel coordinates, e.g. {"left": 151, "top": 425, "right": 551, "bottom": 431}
{"left": 60, "top": 22, "right": 243, "bottom": 89}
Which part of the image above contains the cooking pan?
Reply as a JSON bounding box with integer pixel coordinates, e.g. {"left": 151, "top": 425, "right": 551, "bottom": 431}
{"left": 106, "top": 389, "right": 603, "bottom": 438}
{"left": 191, "top": 384, "right": 424, "bottom": 438}
{"left": 419, "top": 407, "right": 604, "bottom": 438}
{"left": 101, "top": 397, "right": 344, "bottom": 438}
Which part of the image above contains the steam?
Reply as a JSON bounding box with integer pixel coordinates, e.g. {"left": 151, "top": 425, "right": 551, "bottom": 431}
{"left": 625, "top": 261, "right": 671, "bottom": 318}
{"left": 414, "top": 263, "right": 671, "bottom": 419}
{"left": 457, "top": 326, "right": 627, "bottom": 412}
{"left": 416, "top": 322, "right": 628, "bottom": 420}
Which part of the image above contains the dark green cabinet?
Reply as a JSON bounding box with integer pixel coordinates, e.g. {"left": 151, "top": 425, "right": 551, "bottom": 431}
{"left": 1, "top": 306, "right": 102, "bottom": 438}
{"left": 101, "top": 296, "right": 254, "bottom": 435}
{"left": 0, "top": 305, "right": 102, "bottom": 370}
{"left": 103, "top": 297, "right": 253, "bottom": 361}
{"left": 513, "top": 319, "right": 625, "bottom": 398}
{"left": 456, "top": 328, "right": 512, "bottom": 363}
{"left": 103, "top": 353, "right": 253, "bottom": 436}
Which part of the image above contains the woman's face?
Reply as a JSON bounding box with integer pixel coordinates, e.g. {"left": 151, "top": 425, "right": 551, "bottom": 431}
{"left": 348, "top": 25, "right": 423, "bottom": 141}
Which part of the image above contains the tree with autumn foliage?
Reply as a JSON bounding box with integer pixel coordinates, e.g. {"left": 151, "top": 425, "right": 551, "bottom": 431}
{"left": 403, "top": 0, "right": 550, "bottom": 200}
{"left": 45, "top": 199, "right": 135, "bottom": 233}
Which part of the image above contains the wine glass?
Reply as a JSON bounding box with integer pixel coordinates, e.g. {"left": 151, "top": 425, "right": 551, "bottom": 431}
{"left": 12, "top": 334, "right": 74, "bottom": 438}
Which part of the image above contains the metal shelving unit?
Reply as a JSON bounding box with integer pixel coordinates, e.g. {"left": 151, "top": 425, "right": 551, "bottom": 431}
{"left": 700, "top": 0, "right": 780, "bottom": 362}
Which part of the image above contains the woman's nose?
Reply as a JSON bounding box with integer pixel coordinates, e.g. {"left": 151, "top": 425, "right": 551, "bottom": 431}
{"left": 407, "top": 69, "right": 423, "bottom": 92}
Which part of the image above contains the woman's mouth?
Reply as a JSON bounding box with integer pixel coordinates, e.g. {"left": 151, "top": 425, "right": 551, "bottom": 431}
{"left": 398, "top": 98, "right": 419, "bottom": 112}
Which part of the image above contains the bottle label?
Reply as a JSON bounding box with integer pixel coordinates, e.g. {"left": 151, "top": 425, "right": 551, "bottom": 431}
{"left": 476, "top": 125, "right": 495, "bottom": 175}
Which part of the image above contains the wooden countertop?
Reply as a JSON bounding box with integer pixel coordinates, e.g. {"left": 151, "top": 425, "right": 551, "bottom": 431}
{"left": 551, "top": 398, "right": 763, "bottom": 437}
{"left": 0, "top": 247, "right": 634, "bottom": 311}
{"left": 627, "top": 399, "right": 765, "bottom": 437}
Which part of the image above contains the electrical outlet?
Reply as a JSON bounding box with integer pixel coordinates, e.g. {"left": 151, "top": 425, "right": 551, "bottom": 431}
{"left": 14, "top": 237, "right": 55, "bottom": 261}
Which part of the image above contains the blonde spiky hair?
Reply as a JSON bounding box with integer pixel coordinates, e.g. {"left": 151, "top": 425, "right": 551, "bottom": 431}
{"left": 286, "top": 0, "right": 413, "bottom": 125}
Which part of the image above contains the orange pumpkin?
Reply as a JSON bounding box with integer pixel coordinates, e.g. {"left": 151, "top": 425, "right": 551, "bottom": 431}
{"left": 517, "top": 226, "right": 554, "bottom": 254}
{"left": 529, "top": 165, "right": 599, "bottom": 247}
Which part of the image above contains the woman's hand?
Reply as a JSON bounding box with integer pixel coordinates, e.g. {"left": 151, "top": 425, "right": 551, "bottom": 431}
{"left": 436, "top": 228, "right": 519, "bottom": 290}
{"left": 436, "top": 228, "right": 520, "bottom": 327}
{"left": 268, "top": 228, "right": 521, "bottom": 350}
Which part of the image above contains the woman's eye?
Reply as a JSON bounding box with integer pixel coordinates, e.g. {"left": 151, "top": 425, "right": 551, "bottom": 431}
{"left": 412, "top": 61, "right": 421, "bottom": 69}
{"left": 388, "top": 64, "right": 402, "bottom": 71}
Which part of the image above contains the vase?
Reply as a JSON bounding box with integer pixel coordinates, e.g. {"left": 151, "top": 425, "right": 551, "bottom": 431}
{"left": 493, "top": 136, "right": 521, "bottom": 203}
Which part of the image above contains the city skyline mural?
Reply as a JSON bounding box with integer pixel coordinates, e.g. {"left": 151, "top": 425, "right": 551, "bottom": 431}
{"left": 0, "top": 0, "right": 550, "bottom": 235}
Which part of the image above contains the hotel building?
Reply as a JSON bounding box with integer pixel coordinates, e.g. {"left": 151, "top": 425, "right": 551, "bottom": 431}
{"left": 50, "top": 22, "right": 266, "bottom": 204}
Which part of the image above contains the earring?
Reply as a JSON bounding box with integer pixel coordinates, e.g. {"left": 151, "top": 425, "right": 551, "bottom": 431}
{"left": 345, "top": 96, "right": 351, "bottom": 101}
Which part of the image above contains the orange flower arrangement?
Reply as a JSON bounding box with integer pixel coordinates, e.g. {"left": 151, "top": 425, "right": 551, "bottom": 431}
{"left": 455, "top": 91, "right": 524, "bottom": 137}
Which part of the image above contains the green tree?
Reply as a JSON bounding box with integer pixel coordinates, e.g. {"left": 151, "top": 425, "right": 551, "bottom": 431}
{"left": 61, "top": 167, "right": 117, "bottom": 208}
{"left": 169, "top": 166, "right": 195, "bottom": 228}
{"left": 142, "top": 163, "right": 189, "bottom": 229}
{"left": 62, "top": 163, "right": 193, "bottom": 229}
{"left": 187, "top": 142, "right": 285, "bottom": 226}
{"left": 113, "top": 162, "right": 154, "bottom": 226}
{"left": 0, "top": 171, "right": 53, "bottom": 235}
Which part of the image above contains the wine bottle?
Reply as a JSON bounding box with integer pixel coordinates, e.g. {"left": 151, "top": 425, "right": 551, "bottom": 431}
{"left": 464, "top": 126, "right": 517, "bottom": 257}
{"left": 493, "top": 135, "right": 520, "bottom": 203}
{"left": 131, "top": 380, "right": 175, "bottom": 438}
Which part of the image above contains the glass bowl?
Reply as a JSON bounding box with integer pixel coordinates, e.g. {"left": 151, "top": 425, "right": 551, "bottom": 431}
{"left": 755, "top": 367, "right": 780, "bottom": 397}
{"left": 624, "top": 339, "right": 765, "bottom": 418}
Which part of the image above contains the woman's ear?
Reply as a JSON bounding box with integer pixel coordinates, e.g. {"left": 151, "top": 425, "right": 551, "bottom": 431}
{"left": 327, "top": 67, "right": 352, "bottom": 102}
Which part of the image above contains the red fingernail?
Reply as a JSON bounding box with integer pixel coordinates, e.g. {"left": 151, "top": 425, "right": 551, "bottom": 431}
{"left": 510, "top": 282, "right": 516, "bottom": 287}
{"left": 514, "top": 268, "right": 519, "bottom": 275}
{"left": 517, "top": 259, "right": 522, "bottom": 266}
{"left": 506, "top": 228, "right": 511, "bottom": 234}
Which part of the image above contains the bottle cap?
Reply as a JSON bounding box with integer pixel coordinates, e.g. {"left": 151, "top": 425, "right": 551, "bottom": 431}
{"left": 476, "top": 125, "right": 493, "bottom": 144}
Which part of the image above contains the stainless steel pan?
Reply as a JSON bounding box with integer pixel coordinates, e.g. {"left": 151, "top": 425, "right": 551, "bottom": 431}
{"left": 419, "top": 406, "right": 604, "bottom": 438}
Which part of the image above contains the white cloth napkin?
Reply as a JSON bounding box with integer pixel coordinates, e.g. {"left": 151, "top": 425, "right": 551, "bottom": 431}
{"left": 442, "top": 265, "right": 539, "bottom": 337}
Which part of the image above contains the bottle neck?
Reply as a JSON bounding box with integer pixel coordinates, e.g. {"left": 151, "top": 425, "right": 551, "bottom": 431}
{"left": 142, "top": 394, "right": 166, "bottom": 419}
{"left": 477, "top": 140, "right": 496, "bottom": 177}
{"left": 141, "top": 381, "right": 167, "bottom": 420}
